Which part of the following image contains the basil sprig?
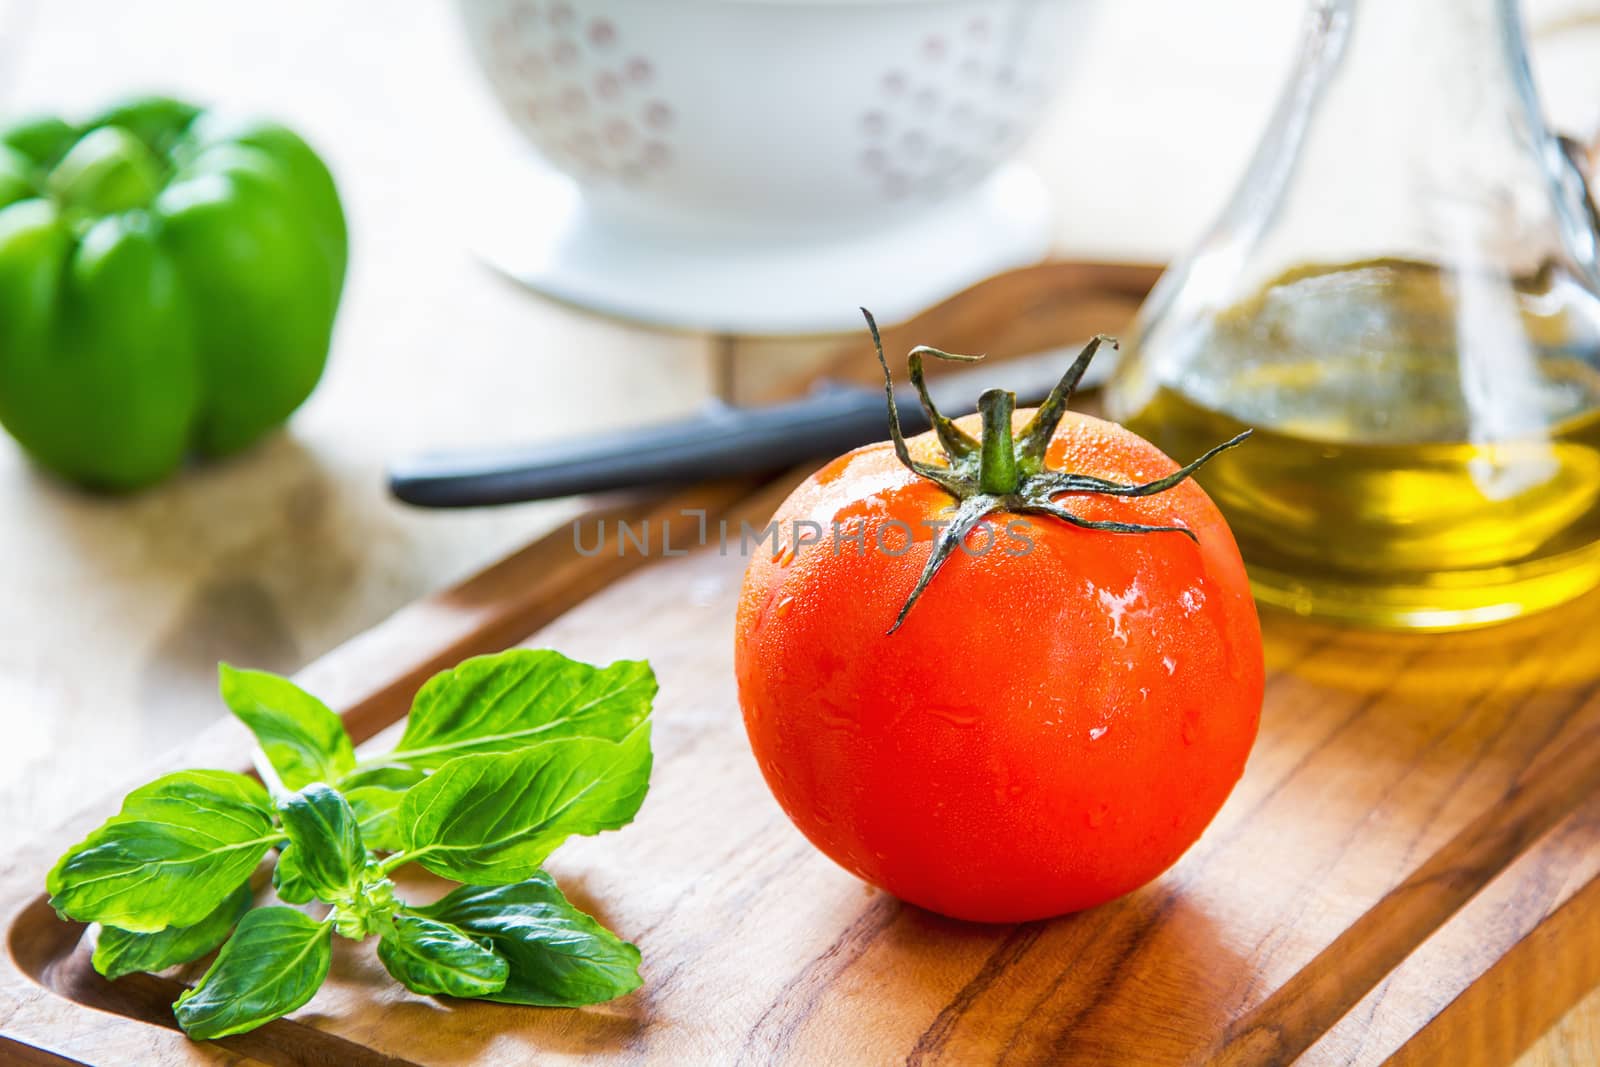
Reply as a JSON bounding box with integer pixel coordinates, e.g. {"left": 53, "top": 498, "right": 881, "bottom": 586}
{"left": 377, "top": 914, "right": 510, "bottom": 998}
{"left": 47, "top": 649, "right": 655, "bottom": 1040}
{"left": 399, "top": 727, "right": 652, "bottom": 884}
{"left": 47, "top": 770, "right": 280, "bottom": 932}
{"left": 93, "top": 884, "right": 252, "bottom": 981}
{"left": 174, "top": 907, "right": 333, "bottom": 1040}
{"left": 413, "top": 873, "right": 643, "bottom": 1006}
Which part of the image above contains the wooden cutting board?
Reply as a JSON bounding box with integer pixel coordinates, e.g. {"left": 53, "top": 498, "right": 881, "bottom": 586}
{"left": 3, "top": 262, "right": 1599, "bottom": 1067}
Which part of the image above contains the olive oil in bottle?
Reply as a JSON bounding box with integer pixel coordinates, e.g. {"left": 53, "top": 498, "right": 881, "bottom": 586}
{"left": 1104, "top": 0, "right": 1600, "bottom": 629}
{"left": 1112, "top": 260, "right": 1600, "bottom": 628}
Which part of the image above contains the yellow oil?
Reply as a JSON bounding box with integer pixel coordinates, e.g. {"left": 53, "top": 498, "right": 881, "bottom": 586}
{"left": 1115, "top": 260, "right": 1600, "bottom": 629}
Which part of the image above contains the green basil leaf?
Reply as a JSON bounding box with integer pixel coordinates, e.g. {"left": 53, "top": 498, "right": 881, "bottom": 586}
{"left": 413, "top": 872, "right": 641, "bottom": 1006}
{"left": 272, "top": 845, "right": 315, "bottom": 905}
{"left": 276, "top": 784, "right": 365, "bottom": 902}
{"left": 174, "top": 906, "right": 332, "bottom": 1040}
{"left": 47, "top": 770, "right": 279, "bottom": 932}
{"left": 345, "top": 788, "right": 405, "bottom": 852}
{"left": 341, "top": 765, "right": 428, "bottom": 790}
{"left": 219, "top": 663, "right": 355, "bottom": 791}
{"left": 389, "top": 650, "right": 655, "bottom": 770}
{"left": 376, "top": 913, "right": 509, "bottom": 998}
{"left": 338, "top": 766, "right": 424, "bottom": 853}
{"left": 399, "top": 725, "right": 651, "bottom": 884}
{"left": 92, "top": 884, "right": 252, "bottom": 981}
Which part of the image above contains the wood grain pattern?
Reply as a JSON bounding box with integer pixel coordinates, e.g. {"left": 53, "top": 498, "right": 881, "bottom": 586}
{"left": 1312, "top": 794, "right": 1600, "bottom": 1066}
{"left": 6, "top": 384, "right": 1600, "bottom": 1064}
{"left": 0, "top": 0, "right": 722, "bottom": 872}
{"left": 736, "top": 261, "right": 1164, "bottom": 405}
{"left": 4, "top": 0, "right": 1600, "bottom": 1062}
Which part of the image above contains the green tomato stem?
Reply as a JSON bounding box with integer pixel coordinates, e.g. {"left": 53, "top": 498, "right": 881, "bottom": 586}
{"left": 976, "top": 389, "right": 1019, "bottom": 496}
{"left": 861, "top": 311, "right": 1253, "bottom": 631}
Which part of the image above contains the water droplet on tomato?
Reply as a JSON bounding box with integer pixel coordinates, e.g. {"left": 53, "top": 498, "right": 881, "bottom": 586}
{"left": 926, "top": 706, "right": 978, "bottom": 728}
{"left": 774, "top": 595, "right": 794, "bottom": 618}
{"left": 816, "top": 452, "right": 854, "bottom": 485}
{"left": 1088, "top": 725, "right": 1108, "bottom": 740}
{"left": 1096, "top": 578, "right": 1146, "bottom": 646}
{"left": 1181, "top": 709, "right": 1200, "bottom": 745}
{"left": 1162, "top": 655, "right": 1177, "bottom": 675}
{"left": 833, "top": 500, "right": 866, "bottom": 522}
{"left": 817, "top": 698, "right": 858, "bottom": 735}
{"left": 1086, "top": 803, "right": 1109, "bottom": 828}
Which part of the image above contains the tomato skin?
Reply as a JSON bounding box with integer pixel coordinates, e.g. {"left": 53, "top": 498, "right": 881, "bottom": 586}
{"left": 734, "top": 410, "right": 1263, "bottom": 923}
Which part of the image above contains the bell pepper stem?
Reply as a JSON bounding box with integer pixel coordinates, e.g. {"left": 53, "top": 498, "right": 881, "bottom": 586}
{"left": 48, "top": 127, "right": 163, "bottom": 216}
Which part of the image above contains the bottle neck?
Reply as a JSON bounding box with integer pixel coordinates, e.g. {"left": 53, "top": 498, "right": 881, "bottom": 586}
{"left": 1325, "top": 0, "right": 1534, "bottom": 127}
{"left": 1195, "top": 0, "right": 1569, "bottom": 276}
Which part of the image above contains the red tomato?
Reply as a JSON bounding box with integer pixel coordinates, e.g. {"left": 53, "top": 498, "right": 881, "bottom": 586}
{"left": 735, "top": 405, "right": 1263, "bottom": 923}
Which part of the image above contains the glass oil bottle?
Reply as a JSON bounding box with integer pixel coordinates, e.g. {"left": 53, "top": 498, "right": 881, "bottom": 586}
{"left": 1106, "top": 0, "right": 1600, "bottom": 629}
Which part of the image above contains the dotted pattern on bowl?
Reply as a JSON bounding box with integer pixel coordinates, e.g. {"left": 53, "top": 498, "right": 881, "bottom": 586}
{"left": 485, "top": 1, "right": 675, "bottom": 183}
{"left": 859, "top": 15, "right": 1052, "bottom": 202}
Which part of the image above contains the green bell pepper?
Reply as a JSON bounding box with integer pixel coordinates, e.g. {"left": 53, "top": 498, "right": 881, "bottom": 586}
{"left": 0, "top": 96, "right": 346, "bottom": 489}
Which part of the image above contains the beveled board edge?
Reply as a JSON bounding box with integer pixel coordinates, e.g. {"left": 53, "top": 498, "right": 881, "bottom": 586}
{"left": 0, "top": 253, "right": 1175, "bottom": 1066}
{"left": 2, "top": 256, "right": 1595, "bottom": 1065}
{"left": 0, "top": 480, "right": 766, "bottom": 1066}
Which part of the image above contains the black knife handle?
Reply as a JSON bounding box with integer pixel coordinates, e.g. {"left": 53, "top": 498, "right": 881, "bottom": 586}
{"left": 389, "top": 385, "right": 928, "bottom": 508}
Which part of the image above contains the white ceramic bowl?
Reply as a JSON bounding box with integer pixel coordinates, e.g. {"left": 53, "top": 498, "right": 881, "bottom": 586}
{"left": 456, "top": 0, "right": 1084, "bottom": 332}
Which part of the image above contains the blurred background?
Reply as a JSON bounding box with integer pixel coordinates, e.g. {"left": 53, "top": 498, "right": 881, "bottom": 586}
{"left": 2, "top": 0, "right": 1599, "bottom": 865}
{"left": 0, "top": 1, "right": 1598, "bottom": 1056}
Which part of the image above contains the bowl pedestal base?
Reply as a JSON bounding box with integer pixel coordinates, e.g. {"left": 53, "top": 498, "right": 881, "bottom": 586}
{"left": 468, "top": 156, "right": 1054, "bottom": 336}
